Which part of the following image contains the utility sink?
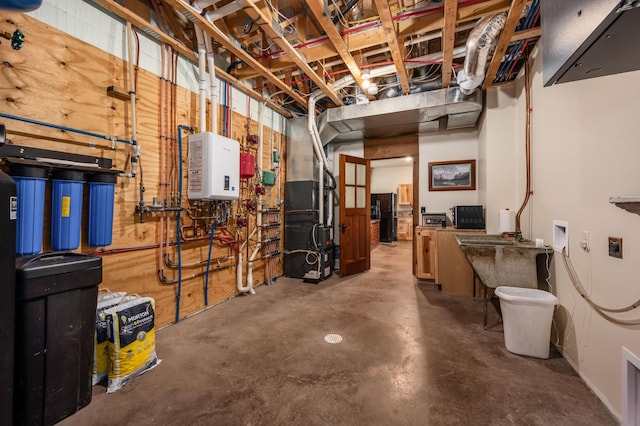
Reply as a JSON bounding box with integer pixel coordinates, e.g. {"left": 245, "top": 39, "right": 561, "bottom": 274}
{"left": 455, "top": 234, "right": 552, "bottom": 289}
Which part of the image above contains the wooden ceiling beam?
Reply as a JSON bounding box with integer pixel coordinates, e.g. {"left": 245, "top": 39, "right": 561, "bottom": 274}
{"left": 482, "top": 0, "right": 528, "bottom": 89}
{"left": 234, "top": 0, "right": 510, "bottom": 80}
{"left": 89, "top": 0, "right": 292, "bottom": 117}
{"left": 241, "top": 0, "right": 343, "bottom": 106}
{"left": 441, "top": 0, "right": 459, "bottom": 88}
{"left": 510, "top": 25, "right": 541, "bottom": 42}
{"left": 373, "top": 0, "right": 410, "bottom": 95}
{"left": 162, "top": 0, "right": 308, "bottom": 111}
{"left": 304, "top": 0, "right": 370, "bottom": 94}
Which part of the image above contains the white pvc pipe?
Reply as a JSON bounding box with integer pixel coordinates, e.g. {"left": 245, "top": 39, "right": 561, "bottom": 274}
{"left": 194, "top": 27, "right": 207, "bottom": 132}
{"left": 248, "top": 101, "right": 265, "bottom": 284}
{"left": 308, "top": 95, "right": 324, "bottom": 226}
{"left": 237, "top": 228, "right": 257, "bottom": 294}
{"left": 204, "top": 35, "right": 218, "bottom": 135}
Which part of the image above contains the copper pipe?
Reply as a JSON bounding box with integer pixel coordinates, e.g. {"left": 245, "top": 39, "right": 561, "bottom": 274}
{"left": 515, "top": 59, "right": 532, "bottom": 241}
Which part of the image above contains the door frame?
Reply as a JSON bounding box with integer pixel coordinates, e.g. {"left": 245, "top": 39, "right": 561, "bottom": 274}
{"left": 364, "top": 134, "right": 419, "bottom": 274}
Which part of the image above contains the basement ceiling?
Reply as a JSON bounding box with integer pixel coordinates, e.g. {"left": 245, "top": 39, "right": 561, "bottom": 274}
{"left": 94, "top": 0, "right": 541, "bottom": 117}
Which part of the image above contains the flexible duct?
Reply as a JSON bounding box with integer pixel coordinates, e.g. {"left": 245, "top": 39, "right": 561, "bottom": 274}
{"left": 456, "top": 12, "right": 507, "bottom": 95}
{"left": 190, "top": 0, "right": 220, "bottom": 13}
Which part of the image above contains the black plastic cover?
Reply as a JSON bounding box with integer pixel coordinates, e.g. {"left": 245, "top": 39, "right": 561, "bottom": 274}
{"left": 16, "top": 252, "right": 102, "bottom": 300}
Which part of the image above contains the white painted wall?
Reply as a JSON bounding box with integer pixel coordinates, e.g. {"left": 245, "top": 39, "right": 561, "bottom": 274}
{"left": 371, "top": 165, "right": 412, "bottom": 193}
{"left": 418, "top": 130, "right": 479, "bottom": 222}
{"left": 487, "top": 45, "right": 640, "bottom": 421}
{"left": 478, "top": 85, "right": 519, "bottom": 234}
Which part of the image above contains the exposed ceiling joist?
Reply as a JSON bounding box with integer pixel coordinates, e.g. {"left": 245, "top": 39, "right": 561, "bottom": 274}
{"left": 442, "top": 0, "right": 459, "bottom": 88}
{"left": 483, "top": 0, "right": 528, "bottom": 89}
{"left": 511, "top": 26, "right": 541, "bottom": 42}
{"left": 162, "top": 0, "right": 309, "bottom": 110}
{"left": 234, "top": 0, "right": 511, "bottom": 80}
{"left": 304, "top": 0, "right": 370, "bottom": 94}
{"left": 373, "top": 0, "right": 410, "bottom": 95}
{"left": 89, "top": 0, "right": 292, "bottom": 117}
{"left": 241, "top": 0, "right": 343, "bottom": 106}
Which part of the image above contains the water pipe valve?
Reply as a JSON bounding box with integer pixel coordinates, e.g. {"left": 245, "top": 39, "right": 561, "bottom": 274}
{"left": 1, "top": 29, "right": 24, "bottom": 50}
{"left": 254, "top": 185, "right": 266, "bottom": 195}
{"left": 246, "top": 200, "right": 257, "bottom": 211}
{"left": 236, "top": 216, "right": 248, "bottom": 227}
{"left": 246, "top": 134, "right": 259, "bottom": 145}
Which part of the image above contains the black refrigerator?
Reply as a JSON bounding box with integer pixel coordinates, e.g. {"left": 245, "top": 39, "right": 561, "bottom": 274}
{"left": 371, "top": 193, "right": 397, "bottom": 242}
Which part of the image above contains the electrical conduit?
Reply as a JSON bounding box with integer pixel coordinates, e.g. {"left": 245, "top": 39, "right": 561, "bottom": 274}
{"left": 126, "top": 22, "right": 140, "bottom": 178}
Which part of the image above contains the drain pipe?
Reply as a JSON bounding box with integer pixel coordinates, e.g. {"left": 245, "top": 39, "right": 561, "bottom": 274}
{"left": 456, "top": 12, "right": 507, "bottom": 95}
{"left": 514, "top": 59, "right": 532, "bottom": 241}
{"left": 194, "top": 27, "right": 207, "bottom": 132}
{"left": 204, "top": 35, "right": 218, "bottom": 134}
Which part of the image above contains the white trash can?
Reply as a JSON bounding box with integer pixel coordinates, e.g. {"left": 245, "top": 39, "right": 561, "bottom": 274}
{"left": 495, "top": 286, "right": 559, "bottom": 359}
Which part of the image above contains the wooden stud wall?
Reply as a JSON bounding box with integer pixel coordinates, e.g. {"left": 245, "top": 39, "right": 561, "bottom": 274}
{"left": 0, "top": 14, "right": 286, "bottom": 327}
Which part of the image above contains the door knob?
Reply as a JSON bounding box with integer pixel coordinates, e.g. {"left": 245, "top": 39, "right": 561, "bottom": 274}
{"left": 341, "top": 223, "right": 346, "bottom": 233}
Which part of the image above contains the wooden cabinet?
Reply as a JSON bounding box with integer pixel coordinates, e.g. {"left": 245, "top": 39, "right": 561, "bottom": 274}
{"left": 398, "top": 183, "right": 413, "bottom": 205}
{"left": 397, "top": 217, "right": 413, "bottom": 241}
{"left": 414, "top": 227, "right": 486, "bottom": 295}
{"left": 370, "top": 220, "right": 380, "bottom": 248}
{"left": 436, "top": 229, "right": 485, "bottom": 296}
{"left": 415, "top": 227, "right": 437, "bottom": 279}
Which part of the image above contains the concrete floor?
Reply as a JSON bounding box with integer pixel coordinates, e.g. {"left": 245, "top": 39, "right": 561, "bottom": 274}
{"left": 61, "top": 241, "right": 616, "bottom": 426}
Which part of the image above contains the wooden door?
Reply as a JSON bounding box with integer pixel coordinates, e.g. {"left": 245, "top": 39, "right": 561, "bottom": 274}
{"left": 339, "top": 154, "right": 371, "bottom": 277}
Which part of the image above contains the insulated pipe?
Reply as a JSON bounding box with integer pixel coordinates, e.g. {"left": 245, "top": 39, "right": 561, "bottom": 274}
{"left": 515, "top": 59, "right": 532, "bottom": 240}
{"left": 456, "top": 12, "right": 507, "bottom": 95}
{"left": 189, "top": 0, "right": 221, "bottom": 13}
{"left": 204, "top": 35, "right": 218, "bottom": 134}
{"left": 126, "top": 22, "right": 140, "bottom": 178}
{"left": 194, "top": 27, "right": 207, "bottom": 132}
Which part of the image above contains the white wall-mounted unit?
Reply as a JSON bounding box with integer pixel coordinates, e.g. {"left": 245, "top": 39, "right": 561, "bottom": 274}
{"left": 187, "top": 132, "right": 239, "bottom": 200}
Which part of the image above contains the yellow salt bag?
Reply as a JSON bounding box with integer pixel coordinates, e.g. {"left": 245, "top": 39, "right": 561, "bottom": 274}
{"left": 105, "top": 297, "right": 160, "bottom": 393}
{"left": 93, "top": 292, "right": 127, "bottom": 385}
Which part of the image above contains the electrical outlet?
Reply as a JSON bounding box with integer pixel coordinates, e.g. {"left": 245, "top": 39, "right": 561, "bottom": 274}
{"left": 608, "top": 237, "right": 622, "bottom": 259}
{"left": 580, "top": 231, "right": 590, "bottom": 252}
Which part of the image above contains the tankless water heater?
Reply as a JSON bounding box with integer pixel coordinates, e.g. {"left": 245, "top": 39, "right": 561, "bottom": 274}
{"left": 187, "top": 132, "right": 239, "bottom": 200}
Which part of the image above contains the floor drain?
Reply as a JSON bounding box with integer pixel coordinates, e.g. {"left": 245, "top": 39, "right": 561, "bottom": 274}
{"left": 324, "top": 333, "right": 343, "bottom": 344}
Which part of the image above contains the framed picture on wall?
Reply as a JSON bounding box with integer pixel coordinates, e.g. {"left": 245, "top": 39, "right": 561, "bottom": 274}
{"left": 428, "top": 159, "right": 476, "bottom": 191}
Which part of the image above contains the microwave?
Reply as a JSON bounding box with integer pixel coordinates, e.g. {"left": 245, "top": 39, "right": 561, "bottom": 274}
{"left": 452, "top": 205, "right": 484, "bottom": 229}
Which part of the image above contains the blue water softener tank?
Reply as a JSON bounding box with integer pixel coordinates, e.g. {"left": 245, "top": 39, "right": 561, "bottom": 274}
{"left": 10, "top": 165, "right": 48, "bottom": 255}
{"left": 88, "top": 173, "right": 117, "bottom": 247}
{"left": 51, "top": 170, "right": 85, "bottom": 251}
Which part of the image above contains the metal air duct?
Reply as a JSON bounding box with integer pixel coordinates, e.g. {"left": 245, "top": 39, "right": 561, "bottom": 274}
{"left": 457, "top": 12, "right": 507, "bottom": 95}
